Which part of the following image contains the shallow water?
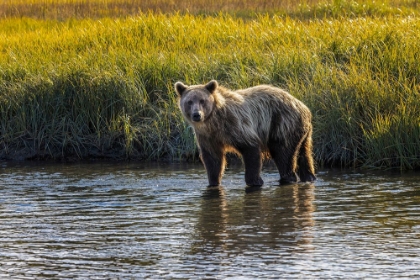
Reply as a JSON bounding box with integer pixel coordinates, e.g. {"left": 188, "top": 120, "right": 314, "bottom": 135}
{"left": 0, "top": 162, "right": 419, "bottom": 279}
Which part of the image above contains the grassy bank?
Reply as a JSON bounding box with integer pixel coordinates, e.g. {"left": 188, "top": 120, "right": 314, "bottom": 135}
{"left": 1, "top": 0, "right": 418, "bottom": 19}
{"left": 0, "top": 7, "right": 419, "bottom": 169}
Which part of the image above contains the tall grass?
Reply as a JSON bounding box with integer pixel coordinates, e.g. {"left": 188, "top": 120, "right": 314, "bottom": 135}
{"left": 0, "top": 10, "right": 419, "bottom": 168}
{"left": 0, "top": 0, "right": 418, "bottom": 19}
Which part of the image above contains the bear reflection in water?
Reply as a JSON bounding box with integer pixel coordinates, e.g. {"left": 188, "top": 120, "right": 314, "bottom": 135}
{"left": 174, "top": 80, "right": 316, "bottom": 187}
{"left": 191, "top": 183, "right": 315, "bottom": 256}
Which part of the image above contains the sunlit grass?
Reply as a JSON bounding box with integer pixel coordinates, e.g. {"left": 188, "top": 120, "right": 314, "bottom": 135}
{"left": 0, "top": 5, "right": 419, "bottom": 169}
{"left": 0, "top": 0, "right": 418, "bottom": 19}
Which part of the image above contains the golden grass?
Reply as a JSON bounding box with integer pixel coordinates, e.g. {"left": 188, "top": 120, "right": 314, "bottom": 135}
{"left": 0, "top": 0, "right": 418, "bottom": 19}
{"left": 0, "top": 1, "right": 419, "bottom": 169}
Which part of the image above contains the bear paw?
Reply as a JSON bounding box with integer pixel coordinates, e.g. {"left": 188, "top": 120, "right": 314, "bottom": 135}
{"left": 280, "top": 173, "right": 298, "bottom": 184}
{"left": 300, "top": 173, "right": 316, "bottom": 182}
{"left": 246, "top": 176, "right": 264, "bottom": 187}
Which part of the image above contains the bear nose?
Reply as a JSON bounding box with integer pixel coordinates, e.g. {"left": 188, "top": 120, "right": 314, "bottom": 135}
{"left": 192, "top": 112, "right": 201, "bottom": 122}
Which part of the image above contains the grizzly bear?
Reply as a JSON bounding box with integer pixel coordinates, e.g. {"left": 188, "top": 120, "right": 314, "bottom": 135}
{"left": 174, "top": 80, "right": 316, "bottom": 187}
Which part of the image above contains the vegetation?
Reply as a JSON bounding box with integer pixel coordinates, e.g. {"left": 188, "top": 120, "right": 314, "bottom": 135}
{"left": 1, "top": 0, "right": 419, "bottom": 19}
{"left": 0, "top": 1, "right": 419, "bottom": 169}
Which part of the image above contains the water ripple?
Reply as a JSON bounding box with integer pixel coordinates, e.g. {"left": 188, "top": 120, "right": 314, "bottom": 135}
{"left": 0, "top": 163, "right": 419, "bottom": 279}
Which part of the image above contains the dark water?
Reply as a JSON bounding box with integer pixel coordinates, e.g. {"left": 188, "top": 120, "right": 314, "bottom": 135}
{"left": 0, "top": 162, "right": 419, "bottom": 279}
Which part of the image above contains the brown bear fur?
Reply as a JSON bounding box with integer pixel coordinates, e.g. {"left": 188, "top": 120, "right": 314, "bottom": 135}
{"left": 174, "top": 80, "right": 316, "bottom": 187}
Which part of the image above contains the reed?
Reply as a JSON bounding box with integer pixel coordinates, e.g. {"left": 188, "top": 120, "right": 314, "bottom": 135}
{"left": 0, "top": 4, "right": 419, "bottom": 169}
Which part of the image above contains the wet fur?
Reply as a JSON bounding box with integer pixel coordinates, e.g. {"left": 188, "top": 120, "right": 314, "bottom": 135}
{"left": 175, "top": 80, "right": 316, "bottom": 186}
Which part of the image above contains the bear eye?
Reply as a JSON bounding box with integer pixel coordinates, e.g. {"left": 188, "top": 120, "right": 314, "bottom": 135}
{"left": 187, "top": 100, "right": 193, "bottom": 106}
{"left": 199, "top": 99, "right": 205, "bottom": 104}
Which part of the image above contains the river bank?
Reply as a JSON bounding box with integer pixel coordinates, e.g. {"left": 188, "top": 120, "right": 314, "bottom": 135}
{"left": 1, "top": 3, "right": 419, "bottom": 169}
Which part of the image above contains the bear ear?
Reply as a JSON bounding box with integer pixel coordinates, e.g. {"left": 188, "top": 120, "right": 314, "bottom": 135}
{"left": 174, "top": 81, "right": 188, "bottom": 96}
{"left": 205, "top": 80, "right": 218, "bottom": 94}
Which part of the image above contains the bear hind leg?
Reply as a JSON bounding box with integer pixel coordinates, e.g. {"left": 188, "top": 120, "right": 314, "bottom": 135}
{"left": 268, "top": 144, "right": 298, "bottom": 184}
{"left": 297, "top": 133, "right": 316, "bottom": 182}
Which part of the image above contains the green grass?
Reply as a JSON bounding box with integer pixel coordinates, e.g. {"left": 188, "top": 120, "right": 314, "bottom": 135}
{"left": 0, "top": 2, "right": 419, "bottom": 169}
{"left": 1, "top": 0, "right": 418, "bottom": 19}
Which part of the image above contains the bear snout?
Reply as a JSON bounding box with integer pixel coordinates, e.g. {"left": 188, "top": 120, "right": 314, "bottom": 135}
{"left": 192, "top": 112, "right": 202, "bottom": 122}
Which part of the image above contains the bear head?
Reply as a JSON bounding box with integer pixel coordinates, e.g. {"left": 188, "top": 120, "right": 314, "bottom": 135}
{"left": 174, "top": 80, "right": 218, "bottom": 123}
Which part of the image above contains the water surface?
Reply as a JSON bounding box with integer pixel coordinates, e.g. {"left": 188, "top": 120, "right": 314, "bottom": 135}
{"left": 0, "top": 162, "right": 419, "bottom": 279}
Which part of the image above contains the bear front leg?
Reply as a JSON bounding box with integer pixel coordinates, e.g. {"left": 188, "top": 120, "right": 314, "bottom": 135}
{"left": 199, "top": 147, "right": 226, "bottom": 187}
{"left": 238, "top": 146, "right": 264, "bottom": 187}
